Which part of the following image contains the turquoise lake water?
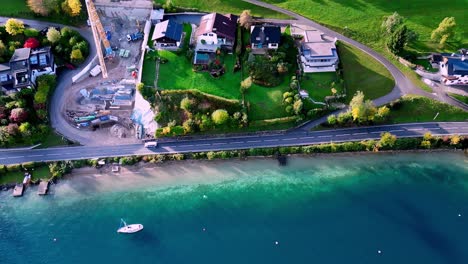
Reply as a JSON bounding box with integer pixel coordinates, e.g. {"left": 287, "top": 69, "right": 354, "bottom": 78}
{"left": 1, "top": 152, "right": 468, "bottom": 264}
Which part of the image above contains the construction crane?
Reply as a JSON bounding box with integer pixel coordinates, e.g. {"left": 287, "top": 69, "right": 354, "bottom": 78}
{"left": 85, "top": 0, "right": 113, "bottom": 79}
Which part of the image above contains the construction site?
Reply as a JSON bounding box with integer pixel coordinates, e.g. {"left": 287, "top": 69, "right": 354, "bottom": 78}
{"left": 63, "top": 0, "right": 157, "bottom": 143}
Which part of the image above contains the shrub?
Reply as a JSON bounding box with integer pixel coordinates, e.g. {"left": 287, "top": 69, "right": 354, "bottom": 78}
{"left": 24, "top": 28, "right": 39, "bottom": 37}
{"left": 327, "top": 115, "right": 337, "bottom": 125}
{"left": 5, "top": 19, "right": 24, "bottom": 36}
{"left": 21, "top": 161, "right": 36, "bottom": 169}
{"left": 6, "top": 164, "right": 21, "bottom": 172}
{"left": 211, "top": 109, "right": 229, "bottom": 125}
{"left": 180, "top": 97, "right": 194, "bottom": 112}
{"left": 0, "top": 165, "right": 6, "bottom": 174}
{"left": 420, "top": 140, "right": 431, "bottom": 149}
{"left": 9, "top": 108, "right": 28, "bottom": 123}
{"left": 24, "top": 38, "right": 40, "bottom": 49}
{"left": 47, "top": 27, "right": 61, "bottom": 43}
{"left": 70, "top": 49, "right": 84, "bottom": 63}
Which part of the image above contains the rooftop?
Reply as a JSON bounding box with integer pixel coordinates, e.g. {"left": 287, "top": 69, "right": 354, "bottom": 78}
{"left": 250, "top": 25, "right": 281, "bottom": 45}
{"left": 447, "top": 57, "right": 468, "bottom": 76}
{"left": 196, "top": 13, "right": 237, "bottom": 40}
{"left": 10, "top": 48, "right": 31, "bottom": 62}
{"left": 152, "top": 19, "right": 183, "bottom": 41}
{"left": 304, "top": 30, "right": 324, "bottom": 42}
{"left": 302, "top": 42, "right": 336, "bottom": 57}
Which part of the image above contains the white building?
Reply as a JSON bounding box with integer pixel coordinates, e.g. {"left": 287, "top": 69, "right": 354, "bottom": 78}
{"left": 440, "top": 49, "right": 468, "bottom": 86}
{"left": 299, "top": 30, "right": 339, "bottom": 73}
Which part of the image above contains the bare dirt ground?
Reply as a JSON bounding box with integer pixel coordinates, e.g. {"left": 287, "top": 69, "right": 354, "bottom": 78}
{"left": 61, "top": 2, "right": 152, "bottom": 145}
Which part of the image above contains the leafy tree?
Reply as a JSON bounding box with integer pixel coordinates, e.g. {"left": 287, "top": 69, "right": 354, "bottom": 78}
{"left": 5, "top": 19, "right": 25, "bottom": 36}
{"left": 19, "top": 122, "right": 32, "bottom": 137}
{"left": 27, "top": 0, "right": 49, "bottom": 16}
{"left": 239, "top": 10, "right": 253, "bottom": 30}
{"left": 67, "top": 0, "right": 81, "bottom": 16}
{"left": 0, "top": 40, "right": 6, "bottom": 57}
{"left": 47, "top": 27, "right": 61, "bottom": 43}
{"left": 420, "top": 140, "right": 431, "bottom": 149}
{"left": 386, "top": 25, "right": 407, "bottom": 55}
{"left": 183, "top": 119, "right": 196, "bottom": 133}
{"left": 327, "top": 115, "right": 337, "bottom": 125}
{"left": 431, "top": 17, "right": 456, "bottom": 45}
{"left": 381, "top": 12, "right": 403, "bottom": 34}
{"left": 293, "top": 99, "right": 303, "bottom": 115}
{"left": 376, "top": 106, "right": 390, "bottom": 121}
{"left": 349, "top": 91, "right": 377, "bottom": 123}
{"left": 5, "top": 123, "right": 19, "bottom": 136}
{"left": 423, "top": 132, "right": 433, "bottom": 141}
{"left": 180, "top": 97, "right": 194, "bottom": 112}
{"left": 450, "top": 135, "right": 461, "bottom": 146}
{"left": 162, "top": 0, "right": 176, "bottom": 13}
{"left": 240, "top": 76, "right": 252, "bottom": 94}
{"left": 73, "top": 41, "right": 89, "bottom": 56}
{"left": 9, "top": 108, "right": 28, "bottom": 123}
{"left": 24, "top": 38, "right": 40, "bottom": 49}
{"left": 379, "top": 132, "right": 396, "bottom": 148}
{"left": 24, "top": 28, "right": 39, "bottom": 37}
{"left": 211, "top": 109, "right": 229, "bottom": 125}
{"left": 70, "top": 49, "right": 84, "bottom": 63}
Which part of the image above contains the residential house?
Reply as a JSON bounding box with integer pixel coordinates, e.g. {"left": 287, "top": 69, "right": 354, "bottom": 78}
{"left": 440, "top": 49, "right": 468, "bottom": 86}
{"left": 193, "top": 13, "right": 237, "bottom": 64}
{"left": 250, "top": 25, "right": 281, "bottom": 51}
{"left": 151, "top": 19, "right": 183, "bottom": 49}
{"left": 300, "top": 30, "right": 339, "bottom": 73}
{"left": 1, "top": 47, "right": 55, "bottom": 93}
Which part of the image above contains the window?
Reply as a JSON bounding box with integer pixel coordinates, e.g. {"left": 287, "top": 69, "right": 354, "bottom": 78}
{"left": 30, "top": 56, "right": 38, "bottom": 64}
{"left": 256, "top": 37, "right": 261, "bottom": 41}
{"left": 208, "top": 34, "right": 213, "bottom": 37}
{"left": 39, "top": 54, "right": 47, "bottom": 66}
{"left": 0, "top": 74, "right": 7, "bottom": 82}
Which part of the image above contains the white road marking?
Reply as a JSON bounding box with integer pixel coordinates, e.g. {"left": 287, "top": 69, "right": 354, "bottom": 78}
{"left": 231, "top": 141, "right": 244, "bottom": 144}
{"left": 318, "top": 135, "right": 331, "bottom": 138}
{"left": 247, "top": 140, "right": 261, "bottom": 143}
{"left": 370, "top": 131, "right": 382, "bottom": 134}
{"left": 389, "top": 129, "right": 404, "bottom": 132}
{"left": 430, "top": 128, "right": 441, "bottom": 130}
{"left": 282, "top": 138, "right": 297, "bottom": 141}
{"left": 28, "top": 154, "right": 43, "bottom": 157}
{"left": 213, "top": 142, "right": 227, "bottom": 145}
{"left": 352, "top": 132, "right": 368, "bottom": 135}
{"left": 265, "top": 139, "right": 279, "bottom": 142}
{"left": 407, "top": 128, "right": 423, "bottom": 131}
{"left": 198, "top": 143, "right": 211, "bottom": 146}
{"left": 180, "top": 144, "right": 194, "bottom": 147}
{"left": 9, "top": 156, "right": 24, "bottom": 158}
{"left": 303, "top": 136, "right": 315, "bottom": 139}
{"left": 336, "top": 134, "right": 350, "bottom": 137}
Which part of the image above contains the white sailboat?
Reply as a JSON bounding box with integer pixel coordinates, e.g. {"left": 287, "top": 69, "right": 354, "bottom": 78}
{"left": 117, "top": 219, "right": 143, "bottom": 234}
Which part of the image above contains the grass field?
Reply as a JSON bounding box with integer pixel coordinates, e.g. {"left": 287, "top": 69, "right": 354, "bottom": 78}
{"left": 158, "top": 51, "right": 242, "bottom": 99}
{"left": 0, "top": 165, "right": 50, "bottom": 185}
{"left": 154, "top": 0, "right": 288, "bottom": 18}
{"left": 338, "top": 42, "right": 394, "bottom": 101}
{"left": 300, "top": 72, "right": 344, "bottom": 102}
{"left": 448, "top": 93, "right": 468, "bottom": 105}
{"left": 246, "top": 79, "right": 289, "bottom": 120}
{"left": 264, "top": 0, "right": 467, "bottom": 51}
{"left": 387, "top": 95, "right": 468, "bottom": 123}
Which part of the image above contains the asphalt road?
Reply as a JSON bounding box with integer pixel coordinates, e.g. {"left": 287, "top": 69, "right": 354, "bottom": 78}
{"left": 0, "top": 122, "right": 466, "bottom": 165}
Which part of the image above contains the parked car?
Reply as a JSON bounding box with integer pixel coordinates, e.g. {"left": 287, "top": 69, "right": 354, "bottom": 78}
{"left": 126, "top": 32, "right": 144, "bottom": 42}
{"left": 40, "top": 26, "right": 61, "bottom": 36}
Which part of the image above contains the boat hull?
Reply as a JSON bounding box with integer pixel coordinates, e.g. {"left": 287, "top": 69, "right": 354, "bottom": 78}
{"left": 117, "top": 224, "right": 144, "bottom": 233}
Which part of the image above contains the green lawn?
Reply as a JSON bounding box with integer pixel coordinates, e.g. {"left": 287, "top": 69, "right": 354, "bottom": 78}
{"left": 387, "top": 95, "right": 468, "bottom": 123}
{"left": 246, "top": 79, "right": 289, "bottom": 120}
{"left": 0, "top": 165, "right": 50, "bottom": 185}
{"left": 159, "top": 51, "right": 242, "bottom": 99}
{"left": 414, "top": 59, "right": 439, "bottom": 73}
{"left": 264, "top": 0, "right": 467, "bottom": 50}
{"left": 448, "top": 93, "right": 468, "bottom": 105}
{"left": 338, "top": 42, "right": 394, "bottom": 101}
{"left": 300, "top": 72, "right": 344, "bottom": 102}
{"left": 38, "top": 131, "right": 74, "bottom": 148}
{"left": 154, "top": 0, "right": 289, "bottom": 18}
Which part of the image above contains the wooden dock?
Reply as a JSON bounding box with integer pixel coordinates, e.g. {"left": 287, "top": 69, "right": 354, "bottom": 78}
{"left": 37, "top": 181, "right": 49, "bottom": 195}
{"left": 12, "top": 183, "right": 24, "bottom": 197}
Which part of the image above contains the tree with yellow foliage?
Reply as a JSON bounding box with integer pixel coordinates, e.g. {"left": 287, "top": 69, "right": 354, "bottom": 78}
{"left": 67, "top": 0, "right": 82, "bottom": 17}
{"left": 5, "top": 19, "right": 25, "bottom": 36}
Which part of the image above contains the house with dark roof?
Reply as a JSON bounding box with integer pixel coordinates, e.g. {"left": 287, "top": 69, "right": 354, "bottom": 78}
{"left": 440, "top": 49, "right": 468, "bottom": 86}
{"left": 151, "top": 19, "right": 183, "bottom": 49}
{"left": 250, "top": 25, "right": 281, "bottom": 51}
{"left": 193, "top": 13, "right": 237, "bottom": 64}
{"left": 0, "top": 47, "right": 55, "bottom": 94}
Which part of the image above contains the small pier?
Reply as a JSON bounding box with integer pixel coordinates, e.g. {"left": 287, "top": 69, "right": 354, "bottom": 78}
{"left": 37, "top": 181, "right": 49, "bottom": 195}
{"left": 12, "top": 183, "right": 24, "bottom": 197}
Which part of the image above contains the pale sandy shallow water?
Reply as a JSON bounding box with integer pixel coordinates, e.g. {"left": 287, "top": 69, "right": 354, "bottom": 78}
{"left": 1, "top": 152, "right": 467, "bottom": 264}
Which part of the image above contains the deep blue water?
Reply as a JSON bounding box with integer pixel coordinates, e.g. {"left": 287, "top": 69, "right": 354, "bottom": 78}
{"left": 1, "top": 152, "right": 467, "bottom": 264}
